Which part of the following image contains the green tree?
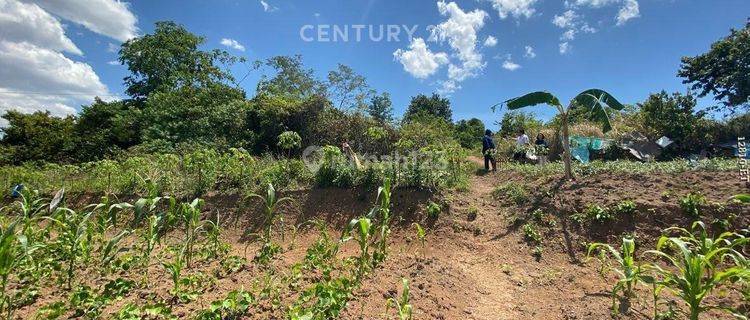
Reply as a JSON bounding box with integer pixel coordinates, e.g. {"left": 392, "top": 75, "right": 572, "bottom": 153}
{"left": 678, "top": 20, "right": 750, "bottom": 112}
{"left": 497, "top": 111, "right": 542, "bottom": 138}
{"left": 256, "top": 55, "right": 325, "bottom": 99}
{"left": 368, "top": 92, "right": 393, "bottom": 124}
{"left": 141, "top": 85, "right": 249, "bottom": 151}
{"left": 404, "top": 94, "right": 452, "bottom": 123}
{"left": 454, "top": 118, "right": 485, "bottom": 149}
{"left": 637, "top": 91, "right": 706, "bottom": 154}
{"left": 327, "top": 64, "right": 374, "bottom": 110}
{"left": 0, "top": 111, "right": 76, "bottom": 164}
{"left": 119, "top": 21, "right": 239, "bottom": 102}
{"left": 497, "top": 89, "right": 624, "bottom": 180}
{"left": 75, "top": 98, "right": 141, "bottom": 161}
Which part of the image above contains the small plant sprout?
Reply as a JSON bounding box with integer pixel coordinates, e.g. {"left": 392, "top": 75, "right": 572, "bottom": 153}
{"left": 412, "top": 223, "right": 426, "bottom": 257}
{"left": 587, "top": 236, "right": 642, "bottom": 315}
{"left": 386, "top": 278, "right": 413, "bottom": 320}
{"left": 426, "top": 201, "right": 441, "bottom": 220}
{"left": 679, "top": 192, "right": 706, "bottom": 217}
{"left": 248, "top": 183, "right": 294, "bottom": 244}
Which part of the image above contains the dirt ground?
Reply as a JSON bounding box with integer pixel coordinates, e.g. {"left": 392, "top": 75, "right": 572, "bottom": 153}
{"left": 11, "top": 163, "right": 750, "bottom": 319}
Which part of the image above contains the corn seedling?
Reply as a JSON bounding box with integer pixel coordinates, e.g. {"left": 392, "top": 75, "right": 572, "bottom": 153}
{"left": 371, "top": 179, "right": 392, "bottom": 266}
{"left": 162, "top": 249, "right": 185, "bottom": 297}
{"left": 47, "top": 209, "right": 94, "bottom": 289}
{"left": 386, "top": 278, "right": 413, "bottom": 320}
{"left": 587, "top": 236, "right": 642, "bottom": 315}
{"left": 181, "top": 198, "right": 205, "bottom": 267}
{"left": 248, "top": 183, "right": 293, "bottom": 244}
{"left": 644, "top": 222, "right": 750, "bottom": 320}
{"left": 100, "top": 230, "right": 130, "bottom": 274}
{"left": 142, "top": 214, "right": 162, "bottom": 269}
{"left": 345, "top": 217, "right": 373, "bottom": 279}
{"left": 412, "top": 223, "right": 426, "bottom": 257}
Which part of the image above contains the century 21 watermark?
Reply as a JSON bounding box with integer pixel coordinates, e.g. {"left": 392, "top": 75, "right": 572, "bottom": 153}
{"left": 299, "top": 24, "right": 419, "bottom": 42}
{"left": 739, "top": 136, "right": 749, "bottom": 188}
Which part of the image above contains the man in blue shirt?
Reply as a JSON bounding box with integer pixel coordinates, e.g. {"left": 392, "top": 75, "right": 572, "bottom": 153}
{"left": 482, "top": 129, "right": 497, "bottom": 172}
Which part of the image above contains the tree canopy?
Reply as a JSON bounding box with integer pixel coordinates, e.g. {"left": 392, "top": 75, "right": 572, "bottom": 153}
{"left": 678, "top": 20, "right": 750, "bottom": 112}
{"left": 403, "top": 93, "right": 452, "bottom": 123}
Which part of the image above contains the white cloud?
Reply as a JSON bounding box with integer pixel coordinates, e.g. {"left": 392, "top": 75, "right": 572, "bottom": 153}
{"left": 552, "top": 10, "right": 596, "bottom": 54}
{"left": 559, "top": 42, "right": 571, "bottom": 54}
{"left": 259, "top": 0, "right": 278, "bottom": 12}
{"left": 0, "top": 0, "right": 82, "bottom": 55}
{"left": 0, "top": 40, "right": 111, "bottom": 123}
{"left": 561, "top": 29, "right": 576, "bottom": 41}
{"left": 220, "top": 38, "right": 245, "bottom": 52}
{"left": 502, "top": 57, "right": 521, "bottom": 71}
{"left": 552, "top": 10, "right": 578, "bottom": 29}
{"left": 570, "top": 0, "right": 619, "bottom": 8}
{"left": 616, "top": 0, "right": 640, "bottom": 26}
{"left": 393, "top": 38, "right": 449, "bottom": 79}
{"left": 107, "top": 60, "right": 119, "bottom": 65}
{"left": 524, "top": 45, "right": 536, "bottom": 58}
{"left": 107, "top": 42, "right": 118, "bottom": 53}
{"left": 430, "top": 1, "right": 488, "bottom": 92}
{"left": 483, "top": 35, "right": 498, "bottom": 47}
{"left": 487, "top": 0, "right": 537, "bottom": 19}
{"left": 25, "top": 0, "right": 138, "bottom": 42}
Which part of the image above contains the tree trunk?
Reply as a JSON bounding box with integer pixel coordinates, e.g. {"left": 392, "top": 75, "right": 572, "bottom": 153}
{"left": 561, "top": 113, "right": 572, "bottom": 180}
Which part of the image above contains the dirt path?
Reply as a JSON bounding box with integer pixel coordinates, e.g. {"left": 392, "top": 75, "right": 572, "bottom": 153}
{"left": 411, "top": 165, "right": 616, "bottom": 320}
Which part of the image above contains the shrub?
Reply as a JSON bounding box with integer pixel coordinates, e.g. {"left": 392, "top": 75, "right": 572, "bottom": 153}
{"left": 426, "top": 202, "right": 441, "bottom": 220}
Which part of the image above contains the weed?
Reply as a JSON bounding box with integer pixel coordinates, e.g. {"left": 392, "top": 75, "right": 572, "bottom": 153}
{"left": 612, "top": 200, "right": 636, "bottom": 216}
{"left": 679, "top": 192, "right": 706, "bottom": 217}
{"left": 522, "top": 223, "right": 542, "bottom": 245}
{"left": 492, "top": 182, "right": 529, "bottom": 205}
{"left": 426, "top": 201, "right": 441, "bottom": 220}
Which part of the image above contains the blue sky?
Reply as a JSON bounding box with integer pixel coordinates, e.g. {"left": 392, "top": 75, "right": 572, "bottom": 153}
{"left": 1, "top": 0, "right": 748, "bottom": 129}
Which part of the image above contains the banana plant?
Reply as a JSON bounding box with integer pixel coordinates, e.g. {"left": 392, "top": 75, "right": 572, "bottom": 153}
{"left": 247, "top": 184, "right": 293, "bottom": 244}
{"left": 494, "top": 89, "right": 624, "bottom": 179}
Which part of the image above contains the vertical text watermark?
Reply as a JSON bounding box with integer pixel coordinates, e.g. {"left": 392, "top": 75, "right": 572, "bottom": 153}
{"left": 739, "top": 136, "right": 749, "bottom": 188}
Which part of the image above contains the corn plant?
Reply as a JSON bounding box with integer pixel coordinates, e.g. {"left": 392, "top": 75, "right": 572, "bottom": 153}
{"left": 47, "top": 209, "right": 94, "bottom": 289}
{"left": 181, "top": 198, "right": 205, "bottom": 267}
{"left": 248, "top": 183, "right": 293, "bottom": 243}
{"left": 644, "top": 222, "right": 750, "bottom": 320}
{"left": 412, "top": 223, "right": 426, "bottom": 257}
{"left": 587, "top": 236, "right": 642, "bottom": 314}
{"left": 142, "top": 214, "right": 162, "bottom": 269}
{"left": 162, "top": 249, "right": 185, "bottom": 297}
{"left": 100, "top": 230, "right": 131, "bottom": 273}
{"left": 345, "top": 217, "right": 373, "bottom": 279}
{"left": 386, "top": 278, "right": 413, "bottom": 320}
{"left": 203, "top": 213, "right": 226, "bottom": 259}
{"left": 371, "top": 179, "right": 392, "bottom": 266}
{"left": 0, "top": 221, "right": 21, "bottom": 317}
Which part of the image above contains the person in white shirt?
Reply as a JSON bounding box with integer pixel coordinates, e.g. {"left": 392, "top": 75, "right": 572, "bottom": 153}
{"left": 514, "top": 129, "right": 530, "bottom": 161}
{"left": 516, "top": 129, "right": 530, "bottom": 146}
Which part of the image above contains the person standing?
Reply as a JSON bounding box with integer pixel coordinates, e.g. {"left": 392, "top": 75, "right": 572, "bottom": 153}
{"left": 514, "top": 129, "right": 530, "bottom": 161}
{"left": 535, "top": 133, "right": 548, "bottom": 148}
{"left": 482, "top": 129, "right": 497, "bottom": 172}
